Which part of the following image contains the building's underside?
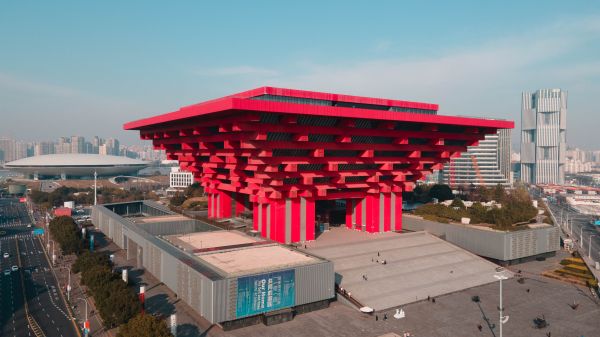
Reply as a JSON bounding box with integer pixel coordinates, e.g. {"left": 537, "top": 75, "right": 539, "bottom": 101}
{"left": 125, "top": 87, "right": 513, "bottom": 244}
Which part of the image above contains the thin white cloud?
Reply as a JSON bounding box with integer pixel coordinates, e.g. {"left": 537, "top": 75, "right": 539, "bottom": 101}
{"left": 254, "top": 15, "right": 600, "bottom": 149}
{"left": 0, "top": 72, "right": 80, "bottom": 97}
{"left": 195, "top": 65, "right": 279, "bottom": 77}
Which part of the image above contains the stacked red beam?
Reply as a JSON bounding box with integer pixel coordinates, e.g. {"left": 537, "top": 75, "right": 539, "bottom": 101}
{"left": 125, "top": 87, "right": 513, "bottom": 244}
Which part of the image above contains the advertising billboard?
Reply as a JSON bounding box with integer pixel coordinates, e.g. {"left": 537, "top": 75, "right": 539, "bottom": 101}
{"left": 236, "top": 269, "right": 295, "bottom": 318}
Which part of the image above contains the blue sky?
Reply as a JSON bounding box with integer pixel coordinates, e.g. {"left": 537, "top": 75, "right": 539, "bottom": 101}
{"left": 1, "top": 1, "right": 599, "bottom": 149}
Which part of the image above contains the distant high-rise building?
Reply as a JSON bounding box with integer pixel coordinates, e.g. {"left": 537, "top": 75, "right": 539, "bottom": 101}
{"left": 91, "top": 136, "right": 101, "bottom": 154}
{"left": 520, "top": 89, "right": 567, "bottom": 185}
{"left": 34, "top": 142, "right": 55, "bottom": 156}
{"left": 105, "top": 138, "right": 120, "bottom": 156}
{"left": 98, "top": 144, "right": 108, "bottom": 155}
{"left": 0, "top": 138, "right": 16, "bottom": 164}
{"left": 71, "top": 136, "right": 85, "bottom": 154}
{"left": 14, "top": 141, "right": 29, "bottom": 160}
{"left": 441, "top": 129, "right": 511, "bottom": 187}
{"left": 55, "top": 137, "right": 71, "bottom": 154}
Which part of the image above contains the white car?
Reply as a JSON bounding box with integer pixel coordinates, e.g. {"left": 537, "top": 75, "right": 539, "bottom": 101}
{"left": 3, "top": 252, "right": 9, "bottom": 258}
{"left": 11, "top": 265, "right": 18, "bottom": 272}
{"left": 3, "top": 269, "right": 10, "bottom": 275}
{"left": 27, "top": 224, "right": 32, "bottom": 228}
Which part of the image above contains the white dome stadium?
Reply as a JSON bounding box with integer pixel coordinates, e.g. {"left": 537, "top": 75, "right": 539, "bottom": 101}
{"left": 4, "top": 154, "right": 149, "bottom": 179}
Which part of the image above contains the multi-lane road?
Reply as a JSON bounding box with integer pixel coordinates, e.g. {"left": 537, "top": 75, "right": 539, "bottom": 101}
{"left": 0, "top": 198, "right": 79, "bottom": 337}
{"left": 542, "top": 196, "right": 600, "bottom": 262}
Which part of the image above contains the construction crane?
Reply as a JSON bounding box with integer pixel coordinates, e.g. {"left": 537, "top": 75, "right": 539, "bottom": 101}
{"left": 470, "top": 155, "right": 484, "bottom": 185}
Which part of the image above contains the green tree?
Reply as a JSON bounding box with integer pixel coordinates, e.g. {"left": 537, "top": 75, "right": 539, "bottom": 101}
{"left": 428, "top": 184, "right": 454, "bottom": 201}
{"left": 117, "top": 314, "right": 173, "bottom": 337}
{"left": 492, "top": 184, "right": 507, "bottom": 203}
{"left": 450, "top": 197, "right": 465, "bottom": 209}
{"left": 183, "top": 182, "right": 203, "bottom": 198}
{"left": 169, "top": 193, "right": 186, "bottom": 207}
{"left": 49, "top": 216, "right": 83, "bottom": 254}
{"left": 72, "top": 251, "right": 111, "bottom": 274}
{"left": 81, "top": 265, "right": 115, "bottom": 291}
{"left": 96, "top": 281, "right": 141, "bottom": 328}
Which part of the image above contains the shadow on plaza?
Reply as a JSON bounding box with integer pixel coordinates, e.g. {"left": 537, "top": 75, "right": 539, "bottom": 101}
{"left": 145, "top": 293, "right": 176, "bottom": 317}
{"left": 123, "top": 267, "right": 146, "bottom": 286}
{"left": 475, "top": 302, "right": 497, "bottom": 337}
{"left": 177, "top": 323, "right": 217, "bottom": 337}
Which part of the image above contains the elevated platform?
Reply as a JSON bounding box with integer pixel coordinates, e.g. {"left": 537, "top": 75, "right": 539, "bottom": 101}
{"left": 303, "top": 228, "right": 506, "bottom": 311}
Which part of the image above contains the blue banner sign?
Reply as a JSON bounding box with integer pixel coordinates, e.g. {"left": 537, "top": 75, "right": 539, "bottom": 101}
{"left": 236, "top": 269, "right": 295, "bottom": 318}
{"left": 32, "top": 228, "right": 44, "bottom": 236}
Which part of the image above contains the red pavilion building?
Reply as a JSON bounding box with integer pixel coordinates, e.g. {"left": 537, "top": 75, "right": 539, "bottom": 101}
{"left": 125, "top": 87, "right": 513, "bottom": 244}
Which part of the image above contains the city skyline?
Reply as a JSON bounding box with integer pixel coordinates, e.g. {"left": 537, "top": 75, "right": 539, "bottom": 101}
{"left": 1, "top": 2, "right": 600, "bottom": 148}
{"left": 0, "top": 135, "right": 165, "bottom": 164}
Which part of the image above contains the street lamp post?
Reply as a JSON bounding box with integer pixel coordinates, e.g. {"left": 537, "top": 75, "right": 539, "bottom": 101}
{"left": 77, "top": 297, "right": 90, "bottom": 337}
{"left": 589, "top": 235, "right": 597, "bottom": 260}
{"left": 580, "top": 227, "right": 584, "bottom": 248}
{"left": 48, "top": 239, "right": 56, "bottom": 265}
{"left": 494, "top": 269, "right": 509, "bottom": 337}
{"left": 60, "top": 267, "right": 72, "bottom": 301}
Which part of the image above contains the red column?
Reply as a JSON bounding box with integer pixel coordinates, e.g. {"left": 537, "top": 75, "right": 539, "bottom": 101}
{"left": 252, "top": 202, "right": 260, "bottom": 231}
{"left": 291, "top": 198, "right": 301, "bottom": 243}
{"left": 383, "top": 193, "right": 391, "bottom": 232}
{"left": 260, "top": 203, "right": 268, "bottom": 237}
{"left": 393, "top": 192, "right": 403, "bottom": 231}
{"left": 355, "top": 198, "right": 363, "bottom": 230}
{"left": 207, "top": 192, "right": 213, "bottom": 218}
{"left": 345, "top": 199, "right": 353, "bottom": 229}
{"left": 364, "top": 194, "right": 380, "bottom": 233}
{"left": 219, "top": 190, "right": 232, "bottom": 218}
{"left": 269, "top": 199, "right": 286, "bottom": 242}
{"left": 305, "top": 198, "right": 315, "bottom": 241}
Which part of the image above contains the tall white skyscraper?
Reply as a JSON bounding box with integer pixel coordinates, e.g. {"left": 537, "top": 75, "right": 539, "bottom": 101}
{"left": 520, "top": 89, "right": 567, "bottom": 185}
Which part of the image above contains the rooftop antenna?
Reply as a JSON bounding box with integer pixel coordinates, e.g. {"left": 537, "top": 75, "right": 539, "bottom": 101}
{"left": 94, "top": 170, "right": 97, "bottom": 205}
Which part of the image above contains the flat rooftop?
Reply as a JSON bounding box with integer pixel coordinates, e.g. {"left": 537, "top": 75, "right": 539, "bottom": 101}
{"left": 197, "top": 245, "right": 319, "bottom": 276}
{"left": 165, "top": 230, "right": 261, "bottom": 251}
{"left": 303, "top": 228, "right": 505, "bottom": 311}
{"left": 130, "top": 214, "right": 190, "bottom": 224}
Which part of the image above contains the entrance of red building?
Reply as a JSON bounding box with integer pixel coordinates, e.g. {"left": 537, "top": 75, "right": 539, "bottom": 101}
{"left": 315, "top": 199, "right": 346, "bottom": 236}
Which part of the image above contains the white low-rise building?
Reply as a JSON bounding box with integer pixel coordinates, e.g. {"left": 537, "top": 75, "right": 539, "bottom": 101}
{"left": 169, "top": 167, "right": 194, "bottom": 189}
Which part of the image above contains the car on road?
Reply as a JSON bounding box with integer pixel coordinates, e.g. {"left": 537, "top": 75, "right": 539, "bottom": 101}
{"left": 11, "top": 265, "right": 18, "bottom": 272}
{"left": 3, "top": 269, "right": 10, "bottom": 275}
{"left": 3, "top": 252, "right": 9, "bottom": 258}
{"left": 27, "top": 224, "right": 32, "bottom": 228}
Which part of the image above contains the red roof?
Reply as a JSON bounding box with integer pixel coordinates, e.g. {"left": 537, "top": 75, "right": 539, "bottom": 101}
{"left": 124, "top": 86, "right": 513, "bottom": 130}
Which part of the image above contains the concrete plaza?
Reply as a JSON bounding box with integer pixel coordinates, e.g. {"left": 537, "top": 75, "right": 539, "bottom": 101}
{"left": 302, "top": 228, "right": 503, "bottom": 311}
{"left": 230, "top": 249, "right": 600, "bottom": 337}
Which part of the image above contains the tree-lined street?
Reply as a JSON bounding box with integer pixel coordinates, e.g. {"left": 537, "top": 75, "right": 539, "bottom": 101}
{"left": 0, "top": 198, "right": 79, "bottom": 337}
